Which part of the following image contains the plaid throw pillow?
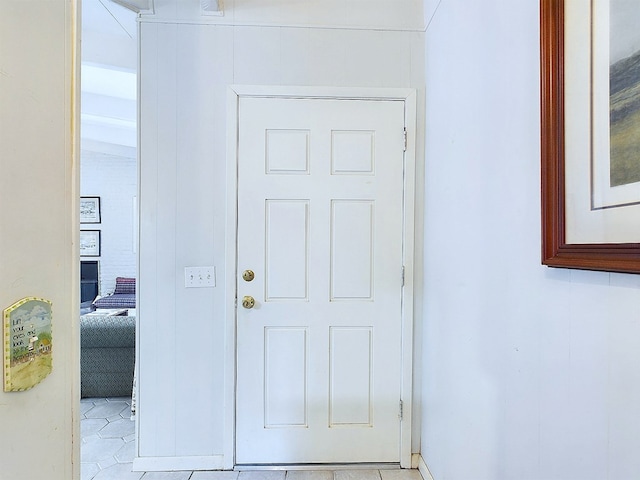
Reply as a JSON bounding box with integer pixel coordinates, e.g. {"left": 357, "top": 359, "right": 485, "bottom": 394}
{"left": 93, "top": 294, "right": 136, "bottom": 309}
{"left": 114, "top": 277, "right": 136, "bottom": 295}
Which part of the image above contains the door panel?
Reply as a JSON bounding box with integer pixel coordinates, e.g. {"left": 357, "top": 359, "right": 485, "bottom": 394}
{"left": 264, "top": 327, "right": 308, "bottom": 427}
{"left": 265, "top": 200, "right": 309, "bottom": 300}
{"left": 236, "top": 96, "right": 405, "bottom": 465}
{"left": 329, "top": 326, "right": 373, "bottom": 426}
{"left": 330, "top": 200, "right": 374, "bottom": 300}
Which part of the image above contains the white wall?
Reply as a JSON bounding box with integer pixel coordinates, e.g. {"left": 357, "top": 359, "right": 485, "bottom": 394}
{"left": 137, "top": 1, "right": 425, "bottom": 469}
{"left": 421, "top": 1, "right": 640, "bottom": 479}
{"left": 0, "top": 1, "right": 79, "bottom": 479}
{"left": 81, "top": 151, "right": 137, "bottom": 295}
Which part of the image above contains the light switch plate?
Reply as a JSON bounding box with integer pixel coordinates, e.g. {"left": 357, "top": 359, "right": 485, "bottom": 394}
{"left": 185, "top": 266, "right": 215, "bottom": 288}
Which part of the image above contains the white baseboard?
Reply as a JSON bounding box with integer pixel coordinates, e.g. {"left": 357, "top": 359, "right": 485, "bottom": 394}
{"left": 415, "top": 454, "right": 435, "bottom": 480}
{"left": 237, "top": 464, "right": 399, "bottom": 471}
{"left": 133, "top": 455, "right": 225, "bottom": 472}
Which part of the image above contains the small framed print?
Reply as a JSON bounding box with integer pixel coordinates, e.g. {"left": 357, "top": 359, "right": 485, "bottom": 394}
{"left": 80, "top": 230, "right": 101, "bottom": 257}
{"left": 80, "top": 196, "right": 101, "bottom": 223}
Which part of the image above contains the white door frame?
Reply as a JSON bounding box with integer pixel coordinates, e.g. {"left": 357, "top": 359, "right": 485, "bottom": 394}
{"left": 223, "top": 85, "right": 416, "bottom": 469}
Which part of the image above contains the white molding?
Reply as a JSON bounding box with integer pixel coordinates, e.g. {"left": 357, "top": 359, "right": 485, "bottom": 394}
{"left": 109, "top": 0, "right": 154, "bottom": 14}
{"left": 223, "top": 85, "right": 240, "bottom": 470}
{"left": 400, "top": 88, "right": 417, "bottom": 469}
{"left": 416, "top": 454, "right": 436, "bottom": 480}
{"left": 229, "top": 85, "right": 417, "bottom": 102}
{"left": 225, "top": 85, "right": 417, "bottom": 469}
{"left": 134, "top": 14, "right": 143, "bottom": 469}
{"left": 133, "top": 455, "right": 225, "bottom": 471}
{"left": 137, "top": 17, "right": 424, "bottom": 33}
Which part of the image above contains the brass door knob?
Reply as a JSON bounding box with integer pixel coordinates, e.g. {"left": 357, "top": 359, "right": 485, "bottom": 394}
{"left": 242, "top": 270, "right": 255, "bottom": 282}
{"left": 242, "top": 296, "right": 255, "bottom": 309}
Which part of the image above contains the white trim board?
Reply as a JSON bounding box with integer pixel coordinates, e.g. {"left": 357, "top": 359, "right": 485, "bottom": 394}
{"left": 236, "top": 464, "right": 402, "bottom": 472}
{"left": 416, "top": 454, "right": 435, "bottom": 480}
{"left": 224, "top": 85, "right": 417, "bottom": 469}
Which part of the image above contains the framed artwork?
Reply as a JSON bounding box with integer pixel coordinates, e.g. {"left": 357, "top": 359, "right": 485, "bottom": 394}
{"left": 80, "top": 230, "right": 101, "bottom": 257}
{"left": 541, "top": 0, "right": 640, "bottom": 273}
{"left": 80, "top": 196, "right": 101, "bottom": 223}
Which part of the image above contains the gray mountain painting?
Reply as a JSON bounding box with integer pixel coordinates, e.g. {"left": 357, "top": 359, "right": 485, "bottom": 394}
{"left": 609, "top": 0, "right": 640, "bottom": 187}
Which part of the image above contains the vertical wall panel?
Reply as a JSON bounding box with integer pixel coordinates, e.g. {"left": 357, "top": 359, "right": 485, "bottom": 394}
{"left": 173, "top": 23, "right": 222, "bottom": 456}
{"left": 139, "top": 21, "right": 179, "bottom": 457}
{"left": 264, "top": 327, "right": 308, "bottom": 427}
{"left": 329, "top": 327, "right": 373, "bottom": 426}
{"left": 331, "top": 200, "right": 374, "bottom": 300}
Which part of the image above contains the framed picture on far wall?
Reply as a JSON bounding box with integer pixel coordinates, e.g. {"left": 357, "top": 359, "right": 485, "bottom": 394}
{"left": 80, "top": 230, "right": 101, "bottom": 257}
{"left": 540, "top": 0, "right": 640, "bottom": 273}
{"left": 80, "top": 196, "right": 101, "bottom": 223}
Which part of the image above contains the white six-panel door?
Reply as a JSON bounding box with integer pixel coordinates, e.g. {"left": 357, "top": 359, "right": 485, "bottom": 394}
{"left": 235, "top": 96, "right": 406, "bottom": 465}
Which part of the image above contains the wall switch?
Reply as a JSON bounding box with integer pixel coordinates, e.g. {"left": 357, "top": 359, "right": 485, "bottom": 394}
{"left": 185, "top": 266, "right": 216, "bottom": 288}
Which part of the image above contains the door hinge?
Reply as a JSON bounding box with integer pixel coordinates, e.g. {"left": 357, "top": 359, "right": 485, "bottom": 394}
{"left": 403, "top": 128, "right": 407, "bottom": 152}
{"left": 399, "top": 400, "right": 404, "bottom": 421}
{"left": 401, "top": 266, "right": 405, "bottom": 287}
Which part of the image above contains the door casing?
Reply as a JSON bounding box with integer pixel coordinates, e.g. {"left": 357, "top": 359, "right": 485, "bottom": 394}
{"left": 224, "top": 85, "right": 417, "bottom": 469}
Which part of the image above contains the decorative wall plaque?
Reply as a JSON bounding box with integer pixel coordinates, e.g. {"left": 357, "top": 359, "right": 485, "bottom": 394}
{"left": 3, "top": 297, "right": 53, "bottom": 392}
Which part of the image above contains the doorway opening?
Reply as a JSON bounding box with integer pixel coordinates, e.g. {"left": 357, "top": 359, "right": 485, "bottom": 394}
{"left": 226, "top": 87, "right": 417, "bottom": 469}
{"left": 79, "top": 0, "right": 138, "bottom": 476}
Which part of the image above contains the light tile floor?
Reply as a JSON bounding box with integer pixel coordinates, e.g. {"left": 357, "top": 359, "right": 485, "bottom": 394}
{"left": 81, "top": 397, "right": 423, "bottom": 480}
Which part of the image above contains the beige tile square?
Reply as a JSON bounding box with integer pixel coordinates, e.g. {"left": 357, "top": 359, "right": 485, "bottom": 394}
{"left": 239, "top": 471, "right": 286, "bottom": 480}
{"left": 334, "top": 470, "right": 381, "bottom": 480}
{"left": 379, "top": 470, "right": 423, "bottom": 480}
{"left": 191, "top": 472, "right": 240, "bottom": 480}
{"left": 92, "top": 462, "right": 144, "bottom": 480}
{"left": 286, "top": 471, "right": 334, "bottom": 480}
{"left": 141, "top": 472, "right": 192, "bottom": 480}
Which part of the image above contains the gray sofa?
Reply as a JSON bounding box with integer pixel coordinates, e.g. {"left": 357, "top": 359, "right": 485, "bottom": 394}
{"left": 80, "top": 315, "right": 135, "bottom": 398}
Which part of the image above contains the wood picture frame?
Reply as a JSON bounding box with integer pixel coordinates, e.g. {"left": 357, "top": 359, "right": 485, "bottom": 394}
{"left": 540, "top": 0, "right": 640, "bottom": 274}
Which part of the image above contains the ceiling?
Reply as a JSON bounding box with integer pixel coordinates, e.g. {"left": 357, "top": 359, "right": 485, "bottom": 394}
{"left": 81, "top": 0, "right": 138, "bottom": 157}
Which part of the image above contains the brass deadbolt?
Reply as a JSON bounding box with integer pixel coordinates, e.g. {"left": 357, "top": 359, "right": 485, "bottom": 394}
{"left": 242, "top": 270, "right": 255, "bottom": 282}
